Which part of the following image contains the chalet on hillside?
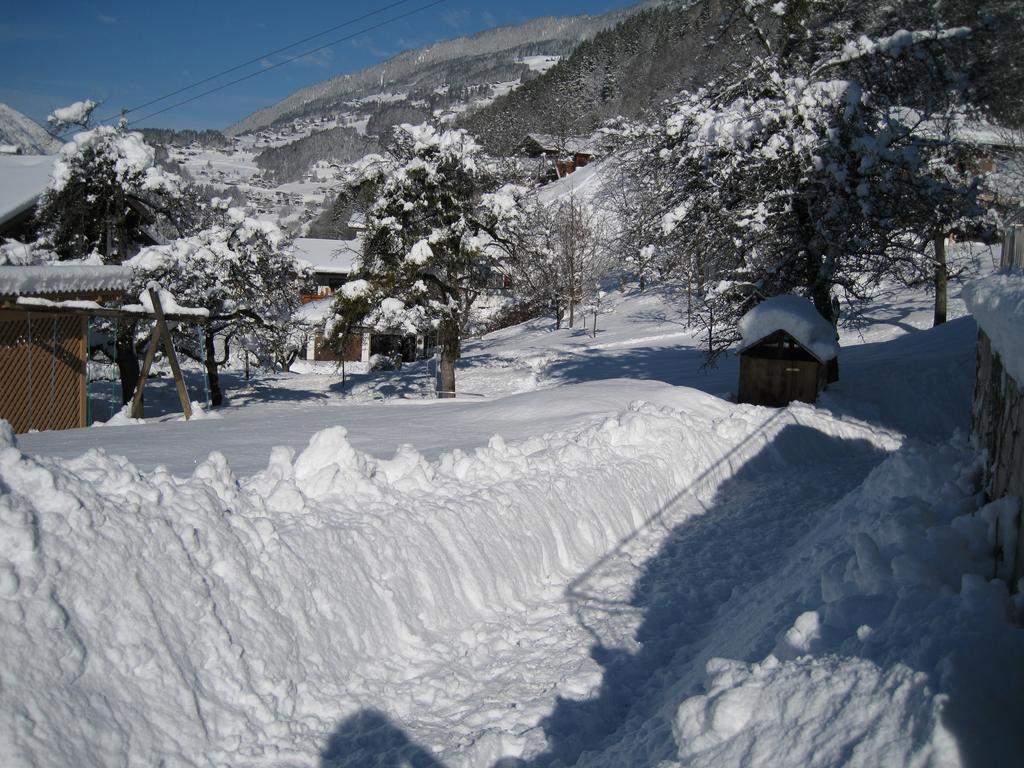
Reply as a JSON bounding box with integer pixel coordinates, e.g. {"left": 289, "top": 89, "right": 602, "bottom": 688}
{"left": 518, "top": 133, "right": 598, "bottom": 181}
{"left": 736, "top": 296, "right": 839, "bottom": 407}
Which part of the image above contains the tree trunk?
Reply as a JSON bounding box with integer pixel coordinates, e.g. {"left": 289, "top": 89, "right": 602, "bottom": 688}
{"left": 438, "top": 317, "right": 460, "bottom": 398}
{"left": 810, "top": 278, "right": 836, "bottom": 326}
{"left": 933, "top": 234, "right": 948, "bottom": 327}
{"left": 204, "top": 329, "right": 223, "bottom": 407}
{"left": 116, "top": 328, "right": 140, "bottom": 406}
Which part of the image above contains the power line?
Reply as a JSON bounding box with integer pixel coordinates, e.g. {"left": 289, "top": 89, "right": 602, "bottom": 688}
{"left": 100, "top": 0, "right": 446, "bottom": 127}
{"left": 125, "top": 0, "right": 419, "bottom": 118}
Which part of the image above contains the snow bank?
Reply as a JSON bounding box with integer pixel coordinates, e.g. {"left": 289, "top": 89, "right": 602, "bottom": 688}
{"left": 739, "top": 294, "right": 839, "bottom": 361}
{"left": 0, "top": 391, "right": 899, "bottom": 767}
{"left": 674, "top": 655, "right": 951, "bottom": 767}
{"left": 658, "top": 437, "right": 1024, "bottom": 768}
{"left": 962, "top": 273, "right": 1024, "bottom": 384}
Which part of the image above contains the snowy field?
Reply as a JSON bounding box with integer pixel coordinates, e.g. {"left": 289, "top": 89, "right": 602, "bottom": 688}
{"left": 4, "top": 248, "right": 1024, "bottom": 767}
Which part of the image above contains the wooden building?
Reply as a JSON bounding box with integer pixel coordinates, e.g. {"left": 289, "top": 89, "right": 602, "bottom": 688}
{"left": 517, "top": 133, "right": 598, "bottom": 182}
{"left": 0, "top": 154, "right": 56, "bottom": 241}
{"left": 0, "top": 265, "right": 131, "bottom": 432}
{"left": 736, "top": 296, "right": 839, "bottom": 407}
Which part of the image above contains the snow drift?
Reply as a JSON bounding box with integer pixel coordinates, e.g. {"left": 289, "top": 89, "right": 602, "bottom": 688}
{"left": 1, "top": 389, "right": 907, "bottom": 767}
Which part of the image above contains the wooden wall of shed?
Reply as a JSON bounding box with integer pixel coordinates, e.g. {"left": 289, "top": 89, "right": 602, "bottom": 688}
{"left": 971, "top": 330, "right": 1024, "bottom": 586}
{"left": 313, "top": 331, "right": 362, "bottom": 363}
{"left": 738, "top": 356, "right": 824, "bottom": 407}
{"left": 0, "top": 310, "right": 87, "bottom": 433}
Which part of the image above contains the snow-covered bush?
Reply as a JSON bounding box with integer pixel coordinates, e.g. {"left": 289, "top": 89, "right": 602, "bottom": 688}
{"left": 128, "top": 211, "right": 310, "bottom": 404}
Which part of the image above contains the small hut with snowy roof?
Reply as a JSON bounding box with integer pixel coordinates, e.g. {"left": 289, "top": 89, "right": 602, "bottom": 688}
{"left": 736, "top": 295, "right": 839, "bottom": 407}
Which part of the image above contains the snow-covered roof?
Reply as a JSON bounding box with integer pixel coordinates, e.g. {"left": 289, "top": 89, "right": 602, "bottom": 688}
{"left": 739, "top": 295, "right": 839, "bottom": 362}
{"left": 0, "top": 264, "right": 131, "bottom": 297}
{"left": 522, "top": 133, "right": 597, "bottom": 156}
{"left": 0, "top": 154, "right": 55, "bottom": 227}
{"left": 295, "top": 295, "right": 335, "bottom": 326}
{"left": 291, "top": 238, "right": 359, "bottom": 276}
{"left": 963, "top": 273, "right": 1024, "bottom": 385}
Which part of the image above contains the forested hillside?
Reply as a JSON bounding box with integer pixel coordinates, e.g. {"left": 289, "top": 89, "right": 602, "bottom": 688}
{"left": 459, "top": 0, "right": 761, "bottom": 153}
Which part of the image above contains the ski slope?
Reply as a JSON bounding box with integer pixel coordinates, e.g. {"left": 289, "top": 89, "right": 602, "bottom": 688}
{"left": 4, "top": 250, "right": 1023, "bottom": 767}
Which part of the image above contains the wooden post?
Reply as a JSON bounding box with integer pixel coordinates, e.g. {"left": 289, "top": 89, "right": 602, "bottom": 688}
{"left": 129, "top": 289, "right": 193, "bottom": 420}
{"left": 150, "top": 289, "right": 192, "bottom": 421}
{"left": 129, "top": 323, "right": 160, "bottom": 419}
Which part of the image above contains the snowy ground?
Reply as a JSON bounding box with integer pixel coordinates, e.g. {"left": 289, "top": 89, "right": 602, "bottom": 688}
{"left": 4, "top": 246, "right": 1023, "bottom": 767}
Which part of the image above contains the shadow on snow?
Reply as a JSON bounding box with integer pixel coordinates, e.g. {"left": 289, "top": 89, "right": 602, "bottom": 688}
{"left": 318, "top": 418, "right": 995, "bottom": 766}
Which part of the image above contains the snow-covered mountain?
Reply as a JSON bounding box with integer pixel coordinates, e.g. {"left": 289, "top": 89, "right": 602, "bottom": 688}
{"left": 227, "top": 2, "right": 662, "bottom": 136}
{"left": 0, "top": 103, "right": 61, "bottom": 154}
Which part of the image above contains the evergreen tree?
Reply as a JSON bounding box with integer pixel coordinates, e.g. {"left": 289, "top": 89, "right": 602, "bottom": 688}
{"left": 332, "top": 124, "right": 518, "bottom": 397}
{"left": 34, "top": 125, "right": 187, "bottom": 401}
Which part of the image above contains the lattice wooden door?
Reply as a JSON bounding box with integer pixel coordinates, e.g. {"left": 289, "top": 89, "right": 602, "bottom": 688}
{"left": 0, "top": 311, "right": 87, "bottom": 433}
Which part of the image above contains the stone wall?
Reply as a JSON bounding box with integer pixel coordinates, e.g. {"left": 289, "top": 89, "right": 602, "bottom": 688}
{"left": 972, "top": 330, "right": 1024, "bottom": 586}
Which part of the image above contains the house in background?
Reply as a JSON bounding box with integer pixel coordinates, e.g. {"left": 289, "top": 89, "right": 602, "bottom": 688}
{"left": 289, "top": 237, "right": 429, "bottom": 365}
{"left": 291, "top": 237, "right": 360, "bottom": 303}
{"left": 0, "top": 154, "right": 56, "bottom": 241}
{"left": 518, "top": 133, "right": 598, "bottom": 182}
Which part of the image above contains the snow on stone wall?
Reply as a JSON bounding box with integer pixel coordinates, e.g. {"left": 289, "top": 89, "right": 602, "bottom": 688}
{"left": 963, "top": 273, "right": 1024, "bottom": 386}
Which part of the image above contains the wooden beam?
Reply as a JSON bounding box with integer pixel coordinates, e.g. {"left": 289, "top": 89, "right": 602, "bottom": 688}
{"left": 129, "top": 319, "right": 161, "bottom": 419}
{"left": 1, "top": 300, "right": 210, "bottom": 324}
{"left": 149, "top": 288, "right": 192, "bottom": 421}
{"left": 128, "top": 290, "right": 194, "bottom": 421}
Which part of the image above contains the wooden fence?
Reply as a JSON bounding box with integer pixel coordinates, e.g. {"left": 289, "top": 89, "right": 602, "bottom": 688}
{"left": 0, "top": 310, "right": 87, "bottom": 433}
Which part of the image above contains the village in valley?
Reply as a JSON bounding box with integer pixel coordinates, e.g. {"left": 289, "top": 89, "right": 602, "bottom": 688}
{"left": 0, "top": 1, "right": 1023, "bottom": 766}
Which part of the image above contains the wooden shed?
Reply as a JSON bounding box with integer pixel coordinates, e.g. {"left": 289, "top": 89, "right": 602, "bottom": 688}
{"left": 736, "top": 296, "right": 839, "bottom": 408}
{"left": 0, "top": 265, "right": 130, "bottom": 432}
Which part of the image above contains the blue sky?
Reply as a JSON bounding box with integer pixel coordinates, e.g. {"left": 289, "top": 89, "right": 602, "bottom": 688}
{"left": 1, "top": 0, "right": 633, "bottom": 131}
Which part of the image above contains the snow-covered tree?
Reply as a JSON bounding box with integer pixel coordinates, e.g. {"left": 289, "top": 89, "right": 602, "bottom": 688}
{"left": 546, "top": 196, "right": 614, "bottom": 327}
{"left": 128, "top": 210, "right": 310, "bottom": 406}
{"left": 46, "top": 99, "right": 98, "bottom": 133}
{"left": 333, "top": 124, "right": 518, "bottom": 397}
{"left": 35, "top": 126, "right": 183, "bottom": 263}
{"left": 622, "top": 22, "right": 986, "bottom": 358}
